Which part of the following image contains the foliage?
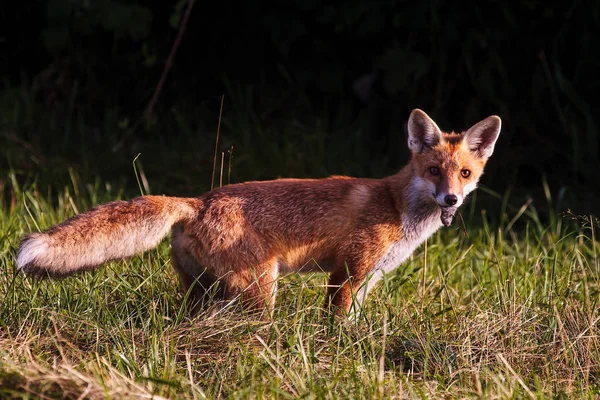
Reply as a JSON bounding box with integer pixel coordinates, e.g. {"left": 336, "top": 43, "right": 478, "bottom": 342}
{"left": 2, "top": 1, "right": 600, "bottom": 214}
{"left": 2, "top": 2, "right": 599, "bottom": 397}
{"left": 43, "top": 0, "right": 153, "bottom": 54}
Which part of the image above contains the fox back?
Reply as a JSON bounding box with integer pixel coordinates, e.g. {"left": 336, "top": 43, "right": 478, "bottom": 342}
{"left": 16, "top": 109, "right": 501, "bottom": 317}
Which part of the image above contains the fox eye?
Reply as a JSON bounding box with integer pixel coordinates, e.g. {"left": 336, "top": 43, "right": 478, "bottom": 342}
{"left": 429, "top": 167, "right": 440, "bottom": 176}
{"left": 461, "top": 169, "right": 471, "bottom": 178}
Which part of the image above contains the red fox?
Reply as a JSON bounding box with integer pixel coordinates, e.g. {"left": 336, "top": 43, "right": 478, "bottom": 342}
{"left": 16, "top": 109, "right": 501, "bottom": 317}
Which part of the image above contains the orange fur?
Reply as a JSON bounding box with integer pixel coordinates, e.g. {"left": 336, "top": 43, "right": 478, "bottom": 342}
{"left": 16, "top": 109, "right": 501, "bottom": 317}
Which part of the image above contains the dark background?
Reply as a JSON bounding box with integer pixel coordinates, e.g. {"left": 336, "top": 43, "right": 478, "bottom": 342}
{"left": 1, "top": 1, "right": 599, "bottom": 222}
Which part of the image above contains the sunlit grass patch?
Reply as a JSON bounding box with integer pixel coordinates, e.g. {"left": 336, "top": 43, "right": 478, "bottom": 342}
{"left": 1, "top": 177, "right": 599, "bottom": 398}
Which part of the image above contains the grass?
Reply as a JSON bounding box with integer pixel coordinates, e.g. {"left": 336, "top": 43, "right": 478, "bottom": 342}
{"left": 0, "top": 173, "right": 599, "bottom": 399}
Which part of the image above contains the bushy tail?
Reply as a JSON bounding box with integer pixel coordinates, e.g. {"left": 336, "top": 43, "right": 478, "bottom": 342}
{"left": 17, "top": 195, "right": 201, "bottom": 277}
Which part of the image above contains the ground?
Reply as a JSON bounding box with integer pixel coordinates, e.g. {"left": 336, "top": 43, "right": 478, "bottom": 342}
{"left": 1, "top": 180, "right": 599, "bottom": 399}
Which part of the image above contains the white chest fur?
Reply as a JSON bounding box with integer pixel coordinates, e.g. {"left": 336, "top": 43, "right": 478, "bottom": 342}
{"left": 353, "top": 211, "right": 442, "bottom": 309}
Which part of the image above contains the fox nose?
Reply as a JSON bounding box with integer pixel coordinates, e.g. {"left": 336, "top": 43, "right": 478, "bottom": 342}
{"left": 444, "top": 194, "right": 458, "bottom": 206}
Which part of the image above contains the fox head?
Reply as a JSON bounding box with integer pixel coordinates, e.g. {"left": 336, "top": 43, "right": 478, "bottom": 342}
{"left": 407, "top": 109, "right": 501, "bottom": 225}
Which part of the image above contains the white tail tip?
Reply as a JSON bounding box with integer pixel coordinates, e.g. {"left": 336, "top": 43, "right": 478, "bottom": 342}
{"left": 16, "top": 234, "right": 51, "bottom": 274}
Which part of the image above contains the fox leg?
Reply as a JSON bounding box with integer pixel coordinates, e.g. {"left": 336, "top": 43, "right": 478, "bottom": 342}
{"left": 220, "top": 258, "right": 279, "bottom": 318}
{"left": 171, "top": 225, "right": 225, "bottom": 315}
{"left": 326, "top": 265, "right": 368, "bottom": 316}
{"left": 171, "top": 245, "right": 225, "bottom": 315}
{"left": 326, "top": 247, "right": 383, "bottom": 317}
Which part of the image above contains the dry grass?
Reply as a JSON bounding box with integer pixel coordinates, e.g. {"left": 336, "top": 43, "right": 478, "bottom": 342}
{"left": 1, "top": 181, "right": 599, "bottom": 399}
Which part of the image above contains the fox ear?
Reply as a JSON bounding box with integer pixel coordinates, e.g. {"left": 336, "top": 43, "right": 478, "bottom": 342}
{"left": 464, "top": 115, "right": 502, "bottom": 158}
{"left": 407, "top": 109, "right": 443, "bottom": 153}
